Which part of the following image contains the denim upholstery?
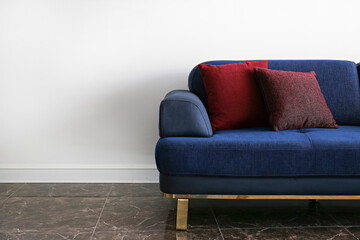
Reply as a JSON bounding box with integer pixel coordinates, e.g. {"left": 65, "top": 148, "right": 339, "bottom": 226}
{"left": 159, "top": 90, "right": 212, "bottom": 137}
{"left": 189, "top": 60, "right": 360, "bottom": 125}
{"left": 156, "top": 126, "right": 360, "bottom": 177}
{"left": 160, "top": 174, "right": 360, "bottom": 195}
{"left": 156, "top": 60, "right": 360, "bottom": 195}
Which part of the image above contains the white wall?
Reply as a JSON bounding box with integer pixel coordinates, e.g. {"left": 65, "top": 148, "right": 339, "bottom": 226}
{"left": 0, "top": 0, "right": 359, "bottom": 182}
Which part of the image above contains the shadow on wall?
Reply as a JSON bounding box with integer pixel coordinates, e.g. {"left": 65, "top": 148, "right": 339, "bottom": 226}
{"left": 47, "top": 72, "right": 187, "bottom": 165}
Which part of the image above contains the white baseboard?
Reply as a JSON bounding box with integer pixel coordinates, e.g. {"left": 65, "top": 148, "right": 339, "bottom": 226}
{"left": 0, "top": 165, "right": 159, "bottom": 183}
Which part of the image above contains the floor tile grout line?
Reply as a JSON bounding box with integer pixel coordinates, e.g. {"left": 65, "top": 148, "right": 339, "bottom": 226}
{"left": 326, "top": 211, "right": 359, "bottom": 240}
{"left": 211, "top": 207, "right": 224, "bottom": 240}
{"left": 219, "top": 225, "right": 355, "bottom": 230}
{"left": 340, "top": 225, "right": 360, "bottom": 240}
{"left": 91, "top": 229, "right": 221, "bottom": 233}
{"left": 90, "top": 183, "right": 113, "bottom": 240}
{"left": 348, "top": 230, "right": 360, "bottom": 240}
{"left": 3, "top": 226, "right": 357, "bottom": 236}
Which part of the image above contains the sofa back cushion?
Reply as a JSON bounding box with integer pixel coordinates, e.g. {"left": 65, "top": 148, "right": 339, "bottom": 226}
{"left": 189, "top": 60, "right": 360, "bottom": 125}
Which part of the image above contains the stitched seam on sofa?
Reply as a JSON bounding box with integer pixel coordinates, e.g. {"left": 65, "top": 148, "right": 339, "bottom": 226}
{"left": 159, "top": 173, "right": 360, "bottom": 178}
{"left": 160, "top": 147, "right": 360, "bottom": 151}
{"left": 159, "top": 102, "right": 164, "bottom": 137}
{"left": 300, "top": 129, "right": 314, "bottom": 147}
{"left": 157, "top": 171, "right": 360, "bottom": 177}
{"left": 159, "top": 147, "right": 311, "bottom": 151}
{"left": 357, "top": 63, "right": 360, "bottom": 95}
{"left": 162, "top": 99, "right": 211, "bottom": 136}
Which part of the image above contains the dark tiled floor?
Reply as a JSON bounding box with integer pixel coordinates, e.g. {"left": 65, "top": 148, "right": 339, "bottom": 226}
{"left": 0, "top": 184, "right": 24, "bottom": 197}
{"left": 13, "top": 183, "right": 112, "bottom": 197}
{"left": 0, "top": 184, "right": 360, "bottom": 240}
{"left": 221, "top": 227, "right": 355, "bottom": 240}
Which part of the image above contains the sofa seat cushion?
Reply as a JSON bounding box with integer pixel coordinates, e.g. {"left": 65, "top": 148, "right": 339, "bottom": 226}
{"left": 155, "top": 126, "right": 360, "bottom": 177}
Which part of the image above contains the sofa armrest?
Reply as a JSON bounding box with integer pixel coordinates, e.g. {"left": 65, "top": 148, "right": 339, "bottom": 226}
{"left": 159, "top": 90, "right": 213, "bottom": 138}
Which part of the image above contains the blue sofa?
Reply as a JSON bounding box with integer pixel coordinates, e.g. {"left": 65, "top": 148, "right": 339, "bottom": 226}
{"left": 155, "top": 60, "right": 360, "bottom": 230}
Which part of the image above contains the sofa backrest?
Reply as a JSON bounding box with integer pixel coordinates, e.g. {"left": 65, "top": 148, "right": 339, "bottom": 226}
{"left": 189, "top": 60, "right": 360, "bottom": 125}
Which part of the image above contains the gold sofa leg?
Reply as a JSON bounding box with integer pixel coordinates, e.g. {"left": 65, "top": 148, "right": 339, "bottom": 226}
{"left": 176, "top": 199, "right": 189, "bottom": 230}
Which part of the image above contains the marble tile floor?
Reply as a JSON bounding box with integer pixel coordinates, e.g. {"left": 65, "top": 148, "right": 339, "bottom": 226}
{"left": 1, "top": 183, "right": 360, "bottom": 239}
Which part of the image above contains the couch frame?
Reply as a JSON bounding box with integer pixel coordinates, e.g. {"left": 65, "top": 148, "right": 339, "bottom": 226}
{"left": 157, "top": 61, "right": 360, "bottom": 231}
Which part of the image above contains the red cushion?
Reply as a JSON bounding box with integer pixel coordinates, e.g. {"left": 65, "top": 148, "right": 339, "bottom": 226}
{"left": 254, "top": 67, "right": 338, "bottom": 131}
{"left": 199, "top": 61, "right": 268, "bottom": 131}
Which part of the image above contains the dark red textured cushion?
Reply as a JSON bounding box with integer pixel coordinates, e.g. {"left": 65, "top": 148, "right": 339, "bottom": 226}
{"left": 199, "top": 61, "right": 268, "bottom": 131}
{"left": 254, "top": 67, "right": 338, "bottom": 131}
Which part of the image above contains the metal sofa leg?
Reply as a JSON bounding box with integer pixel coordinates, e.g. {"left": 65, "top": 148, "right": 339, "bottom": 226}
{"left": 176, "top": 199, "right": 189, "bottom": 230}
{"left": 308, "top": 199, "right": 320, "bottom": 214}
